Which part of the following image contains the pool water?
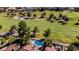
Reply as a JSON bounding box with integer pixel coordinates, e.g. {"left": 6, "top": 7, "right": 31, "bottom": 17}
{"left": 32, "top": 40, "right": 44, "bottom": 47}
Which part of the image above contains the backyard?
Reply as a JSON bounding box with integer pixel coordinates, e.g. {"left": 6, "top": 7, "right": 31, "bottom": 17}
{"left": 0, "top": 10, "right": 79, "bottom": 44}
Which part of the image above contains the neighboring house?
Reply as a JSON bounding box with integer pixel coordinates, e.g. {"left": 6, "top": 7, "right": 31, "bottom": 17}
{"left": 6, "top": 7, "right": 25, "bottom": 12}
{"left": 52, "top": 42, "right": 69, "bottom": 51}
{"left": 4, "top": 44, "right": 20, "bottom": 51}
{"left": 6, "top": 7, "right": 17, "bottom": 12}
{"left": 0, "top": 7, "right": 6, "bottom": 12}
{"left": 45, "top": 46, "right": 56, "bottom": 51}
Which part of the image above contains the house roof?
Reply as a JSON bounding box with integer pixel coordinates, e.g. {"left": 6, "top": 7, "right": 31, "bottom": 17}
{"left": 45, "top": 47, "right": 56, "bottom": 51}
{"left": 4, "top": 44, "right": 18, "bottom": 51}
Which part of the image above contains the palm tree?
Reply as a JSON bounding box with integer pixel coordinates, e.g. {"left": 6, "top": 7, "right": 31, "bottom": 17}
{"left": 43, "top": 28, "right": 52, "bottom": 47}
{"left": 43, "top": 28, "right": 51, "bottom": 39}
{"left": 33, "top": 14, "right": 37, "bottom": 18}
{"left": 30, "top": 26, "right": 39, "bottom": 38}
{"left": 44, "top": 39, "right": 52, "bottom": 47}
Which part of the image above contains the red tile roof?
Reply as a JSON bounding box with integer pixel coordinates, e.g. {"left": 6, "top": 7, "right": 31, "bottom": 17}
{"left": 45, "top": 47, "right": 56, "bottom": 51}
{"left": 4, "top": 44, "right": 18, "bottom": 51}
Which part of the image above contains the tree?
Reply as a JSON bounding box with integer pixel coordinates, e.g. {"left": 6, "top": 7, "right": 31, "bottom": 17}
{"left": 49, "top": 13, "right": 54, "bottom": 19}
{"left": 30, "top": 26, "right": 39, "bottom": 38}
{"left": 40, "top": 12, "right": 46, "bottom": 18}
{"left": 42, "top": 12, "right": 46, "bottom": 16}
{"left": 44, "top": 39, "right": 52, "bottom": 47}
{"left": 18, "top": 20, "right": 30, "bottom": 46}
{"left": 59, "top": 14, "right": 63, "bottom": 18}
{"left": 9, "top": 25, "right": 16, "bottom": 32}
{"left": 47, "top": 13, "right": 54, "bottom": 21}
{"left": 40, "top": 14, "right": 44, "bottom": 18}
{"left": 43, "top": 28, "right": 51, "bottom": 38}
{"left": 43, "top": 28, "right": 52, "bottom": 47}
{"left": 0, "top": 25, "right": 2, "bottom": 29}
{"left": 27, "top": 12, "right": 31, "bottom": 17}
{"left": 18, "top": 21, "right": 27, "bottom": 38}
{"left": 33, "top": 14, "right": 37, "bottom": 18}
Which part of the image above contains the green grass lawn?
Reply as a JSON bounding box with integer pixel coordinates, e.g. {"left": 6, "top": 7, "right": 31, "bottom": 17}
{"left": 0, "top": 37, "right": 16, "bottom": 44}
{"left": 0, "top": 11, "right": 79, "bottom": 44}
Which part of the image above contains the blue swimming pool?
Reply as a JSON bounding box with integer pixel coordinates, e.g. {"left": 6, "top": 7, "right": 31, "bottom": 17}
{"left": 32, "top": 40, "right": 44, "bottom": 47}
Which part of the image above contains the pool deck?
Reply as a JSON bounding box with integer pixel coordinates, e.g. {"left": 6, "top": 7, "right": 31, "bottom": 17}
{"left": 19, "top": 44, "right": 57, "bottom": 51}
{"left": 1, "top": 43, "right": 57, "bottom": 51}
{"left": 0, "top": 37, "right": 57, "bottom": 51}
